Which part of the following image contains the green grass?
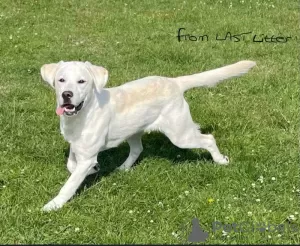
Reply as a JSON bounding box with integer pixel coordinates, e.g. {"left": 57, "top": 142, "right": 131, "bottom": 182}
{"left": 0, "top": 0, "right": 299, "bottom": 244}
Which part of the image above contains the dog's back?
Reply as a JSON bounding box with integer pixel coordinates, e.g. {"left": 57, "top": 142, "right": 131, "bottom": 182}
{"left": 108, "top": 76, "right": 180, "bottom": 114}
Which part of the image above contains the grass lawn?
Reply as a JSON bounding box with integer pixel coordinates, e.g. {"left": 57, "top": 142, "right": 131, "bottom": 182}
{"left": 0, "top": 0, "right": 299, "bottom": 244}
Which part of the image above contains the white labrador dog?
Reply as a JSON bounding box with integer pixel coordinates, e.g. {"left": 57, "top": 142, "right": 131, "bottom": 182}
{"left": 40, "top": 60, "right": 255, "bottom": 211}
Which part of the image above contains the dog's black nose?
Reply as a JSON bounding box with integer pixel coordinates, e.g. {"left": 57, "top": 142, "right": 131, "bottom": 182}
{"left": 62, "top": 91, "right": 73, "bottom": 99}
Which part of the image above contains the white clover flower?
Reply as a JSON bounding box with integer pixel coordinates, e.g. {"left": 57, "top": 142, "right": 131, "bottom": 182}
{"left": 150, "top": 220, "right": 154, "bottom": 223}
{"left": 184, "top": 190, "right": 189, "bottom": 195}
{"left": 129, "top": 210, "right": 133, "bottom": 214}
{"left": 256, "top": 199, "right": 261, "bottom": 202}
{"left": 251, "top": 183, "right": 256, "bottom": 188}
{"left": 271, "top": 177, "right": 276, "bottom": 181}
{"left": 75, "top": 227, "right": 80, "bottom": 232}
{"left": 248, "top": 211, "right": 253, "bottom": 216}
{"left": 288, "top": 215, "right": 296, "bottom": 221}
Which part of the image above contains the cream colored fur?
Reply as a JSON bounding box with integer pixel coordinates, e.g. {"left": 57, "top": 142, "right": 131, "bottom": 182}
{"left": 40, "top": 60, "right": 256, "bottom": 211}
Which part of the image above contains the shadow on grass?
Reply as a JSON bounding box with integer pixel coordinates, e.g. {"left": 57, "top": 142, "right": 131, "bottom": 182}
{"left": 64, "top": 126, "right": 216, "bottom": 195}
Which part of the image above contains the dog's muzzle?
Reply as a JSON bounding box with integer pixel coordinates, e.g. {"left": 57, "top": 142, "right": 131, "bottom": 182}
{"left": 56, "top": 101, "right": 84, "bottom": 116}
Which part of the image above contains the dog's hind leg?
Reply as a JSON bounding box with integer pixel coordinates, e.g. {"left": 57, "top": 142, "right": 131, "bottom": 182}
{"left": 160, "top": 100, "right": 229, "bottom": 165}
{"left": 170, "top": 130, "right": 229, "bottom": 164}
{"left": 118, "top": 133, "right": 143, "bottom": 171}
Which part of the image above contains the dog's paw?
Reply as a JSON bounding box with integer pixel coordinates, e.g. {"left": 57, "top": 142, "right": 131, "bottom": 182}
{"left": 215, "top": 155, "right": 229, "bottom": 165}
{"left": 42, "top": 198, "right": 63, "bottom": 212}
{"left": 117, "top": 165, "right": 131, "bottom": 172}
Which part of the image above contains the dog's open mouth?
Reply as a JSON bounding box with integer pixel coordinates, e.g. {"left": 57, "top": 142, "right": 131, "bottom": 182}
{"left": 56, "top": 101, "right": 84, "bottom": 116}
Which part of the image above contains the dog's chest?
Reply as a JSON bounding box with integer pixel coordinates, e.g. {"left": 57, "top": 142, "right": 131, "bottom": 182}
{"left": 60, "top": 112, "right": 110, "bottom": 148}
{"left": 60, "top": 118, "right": 83, "bottom": 143}
{"left": 61, "top": 126, "right": 81, "bottom": 143}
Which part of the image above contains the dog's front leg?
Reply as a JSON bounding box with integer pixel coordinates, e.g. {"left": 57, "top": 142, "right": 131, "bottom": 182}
{"left": 42, "top": 156, "right": 97, "bottom": 212}
{"left": 67, "top": 146, "right": 100, "bottom": 175}
{"left": 118, "top": 133, "right": 143, "bottom": 171}
{"left": 67, "top": 147, "right": 77, "bottom": 173}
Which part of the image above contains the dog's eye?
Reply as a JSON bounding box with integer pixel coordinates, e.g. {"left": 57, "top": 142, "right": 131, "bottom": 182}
{"left": 78, "top": 80, "right": 86, "bottom": 84}
{"left": 58, "top": 78, "right": 65, "bottom": 82}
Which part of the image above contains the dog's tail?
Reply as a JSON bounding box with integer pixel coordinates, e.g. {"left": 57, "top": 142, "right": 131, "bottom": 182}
{"left": 175, "top": 60, "right": 256, "bottom": 92}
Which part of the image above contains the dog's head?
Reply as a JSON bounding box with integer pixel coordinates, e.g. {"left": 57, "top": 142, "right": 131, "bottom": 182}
{"left": 40, "top": 61, "right": 108, "bottom": 117}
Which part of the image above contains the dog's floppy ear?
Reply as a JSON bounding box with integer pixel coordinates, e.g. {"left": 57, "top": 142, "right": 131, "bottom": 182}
{"left": 40, "top": 61, "right": 64, "bottom": 88}
{"left": 85, "top": 61, "right": 108, "bottom": 93}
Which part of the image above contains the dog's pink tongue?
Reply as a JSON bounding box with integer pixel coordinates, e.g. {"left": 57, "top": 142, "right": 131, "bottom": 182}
{"left": 56, "top": 107, "right": 65, "bottom": 116}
